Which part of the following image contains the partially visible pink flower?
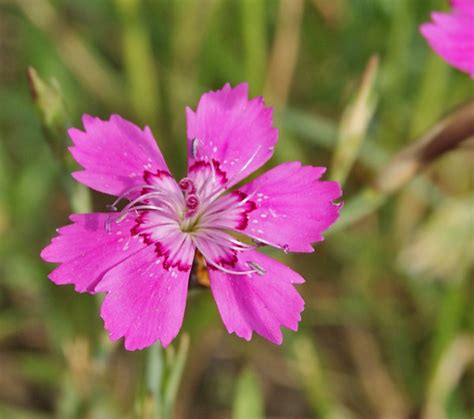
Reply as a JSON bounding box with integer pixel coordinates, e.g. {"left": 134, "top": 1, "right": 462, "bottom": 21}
{"left": 420, "top": 0, "right": 474, "bottom": 78}
{"left": 41, "top": 83, "right": 342, "bottom": 350}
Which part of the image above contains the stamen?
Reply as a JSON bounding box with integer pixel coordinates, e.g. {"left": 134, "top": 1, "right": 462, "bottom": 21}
{"left": 191, "top": 138, "right": 199, "bottom": 159}
{"left": 205, "top": 258, "right": 261, "bottom": 276}
{"left": 225, "top": 237, "right": 255, "bottom": 249}
{"left": 247, "top": 261, "right": 266, "bottom": 276}
{"left": 119, "top": 191, "right": 178, "bottom": 216}
{"left": 192, "top": 239, "right": 261, "bottom": 276}
{"left": 233, "top": 145, "right": 262, "bottom": 181}
{"left": 106, "top": 203, "right": 177, "bottom": 232}
{"left": 120, "top": 204, "right": 176, "bottom": 218}
{"left": 249, "top": 235, "right": 286, "bottom": 252}
{"left": 108, "top": 183, "right": 159, "bottom": 211}
{"left": 251, "top": 238, "right": 266, "bottom": 247}
{"left": 114, "top": 211, "right": 130, "bottom": 224}
{"left": 237, "top": 190, "right": 258, "bottom": 207}
{"left": 196, "top": 229, "right": 256, "bottom": 251}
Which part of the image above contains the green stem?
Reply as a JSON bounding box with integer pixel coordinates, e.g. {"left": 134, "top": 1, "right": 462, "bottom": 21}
{"left": 146, "top": 343, "right": 164, "bottom": 419}
{"left": 142, "top": 334, "right": 190, "bottom": 419}
{"left": 162, "top": 334, "right": 190, "bottom": 419}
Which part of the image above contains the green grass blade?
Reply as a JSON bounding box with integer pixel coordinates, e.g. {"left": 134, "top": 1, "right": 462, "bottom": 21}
{"left": 232, "top": 367, "right": 265, "bottom": 419}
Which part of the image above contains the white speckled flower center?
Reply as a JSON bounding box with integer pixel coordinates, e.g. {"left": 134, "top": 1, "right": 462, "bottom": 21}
{"left": 106, "top": 164, "right": 263, "bottom": 276}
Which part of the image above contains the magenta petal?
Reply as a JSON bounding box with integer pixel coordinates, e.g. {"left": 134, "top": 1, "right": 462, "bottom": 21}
{"left": 237, "top": 162, "right": 342, "bottom": 253}
{"left": 69, "top": 114, "right": 170, "bottom": 196}
{"left": 452, "top": 0, "right": 474, "bottom": 19}
{"left": 186, "top": 83, "right": 278, "bottom": 189}
{"left": 40, "top": 213, "right": 146, "bottom": 293}
{"left": 96, "top": 246, "right": 192, "bottom": 350}
{"left": 209, "top": 250, "right": 305, "bottom": 344}
{"left": 420, "top": 1, "right": 474, "bottom": 78}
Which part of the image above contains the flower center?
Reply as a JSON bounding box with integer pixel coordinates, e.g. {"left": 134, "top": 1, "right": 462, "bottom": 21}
{"left": 177, "top": 177, "right": 202, "bottom": 232}
{"left": 179, "top": 178, "right": 200, "bottom": 214}
{"left": 105, "top": 166, "right": 266, "bottom": 276}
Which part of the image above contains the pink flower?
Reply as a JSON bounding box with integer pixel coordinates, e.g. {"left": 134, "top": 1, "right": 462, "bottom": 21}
{"left": 41, "top": 83, "right": 342, "bottom": 350}
{"left": 420, "top": 0, "right": 474, "bottom": 78}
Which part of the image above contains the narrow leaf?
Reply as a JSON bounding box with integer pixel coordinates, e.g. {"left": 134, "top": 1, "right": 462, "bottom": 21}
{"left": 232, "top": 367, "right": 264, "bottom": 419}
{"left": 330, "top": 55, "right": 379, "bottom": 184}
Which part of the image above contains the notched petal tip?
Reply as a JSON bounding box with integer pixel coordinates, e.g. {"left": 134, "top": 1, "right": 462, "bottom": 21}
{"left": 66, "top": 113, "right": 170, "bottom": 196}
{"left": 81, "top": 113, "right": 98, "bottom": 129}
{"left": 40, "top": 243, "right": 54, "bottom": 262}
{"left": 236, "top": 163, "right": 343, "bottom": 253}
{"left": 67, "top": 127, "right": 85, "bottom": 143}
{"left": 186, "top": 82, "right": 278, "bottom": 188}
{"left": 210, "top": 251, "right": 305, "bottom": 345}
{"left": 102, "top": 317, "right": 164, "bottom": 351}
{"left": 101, "top": 305, "right": 181, "bottom": 351}
{"left": 233, "top": 326, "right": 285, "bottom": 345}
{"left": 98, "top": 246, "right": 191, "bottom": 352}
{"left": 41, "top": 213, "right": 146, "bottom": 297}
{"left": 119, "top": 332, "right": 176, "bottom": 351}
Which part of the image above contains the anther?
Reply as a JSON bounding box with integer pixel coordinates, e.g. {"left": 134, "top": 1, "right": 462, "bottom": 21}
{"left": 191, "top": 138, "right": 199, "bottom": 159}
{"left": 105, "top": 218, "right": 112, "bottom": 233}
{"left": 192, "top": 240, "right": 262, "bottom": 276}
{"left": 115, "top": 212, "right": 130, "bottom": 224}
{"left": 247, "top": 261, "right": 266, "bottom": 276}
{"left": 105, "top": 211, "right": 128, "bottom": 233}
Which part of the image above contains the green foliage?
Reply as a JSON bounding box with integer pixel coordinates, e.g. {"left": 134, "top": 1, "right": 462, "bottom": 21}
{"left": 232, "top": 368, "right": 264, "bottom": 419}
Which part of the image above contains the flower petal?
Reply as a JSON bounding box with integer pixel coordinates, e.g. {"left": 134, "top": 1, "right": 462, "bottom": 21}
{"left": 420, "top": 1, "right": 474, "bottom": 78}
{"left": 186, "top": 83, "right": 278, "bottom": 189}
{"left": 40, "top": 213, "right": 146, "bottom": 293}
{"left": 69, "top": 114, "right": 170, "bottom": 196}
{"left": 96, "top": 245, "right": 192, "bottom": 350}
{"left": 452, "top": 0, "right": 474, "bottom": 19}
{"left": 237, "top": 162, "right": 342, "bottom": 253}
{"left": 209, "top": 250, "right": 304, "bottom": 344}
{"left": 199, "top": 191, "right": 256, "bottom": 231}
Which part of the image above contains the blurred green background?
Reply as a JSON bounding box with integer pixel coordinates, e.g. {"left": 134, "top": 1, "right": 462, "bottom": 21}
{"left": 0, "top": 0, "right": 473, "bottom": 418}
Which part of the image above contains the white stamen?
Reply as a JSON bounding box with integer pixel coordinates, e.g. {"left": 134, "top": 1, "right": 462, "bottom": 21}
{"left": 196, "top": 229, "right": 256, "bottom": 251}
{"left": 247, "top": 261, "right": 266, "bottom": 276}
{"left": 238, "top": 190, "right": 258, "bottom": 206}
{"left": 108, "top": 183, "right": 159, "bottom": 210}
{"left": 233, "top": 145, "right": 262, "bottom": 181}
{"left": 204, "top": 258, "right": 260, "bottom": 276}
{"left": 120, "top": 191, "right": 165, "bottom": 211}
{"left": 249, "top": 238, "right": 288, "bottom": 255}
{"left": 192, "top": 238, "right": 260, "bottom": 276}
{"left": 106, "top": 204, "right": 177, "bottom": 232}
{"left": 192, "top": 138, "right": 199, "bottom": 159}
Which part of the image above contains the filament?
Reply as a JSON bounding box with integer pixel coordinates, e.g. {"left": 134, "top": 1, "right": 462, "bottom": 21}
{"left": 192, "top": 238, "right": 262, "bottom": 276}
